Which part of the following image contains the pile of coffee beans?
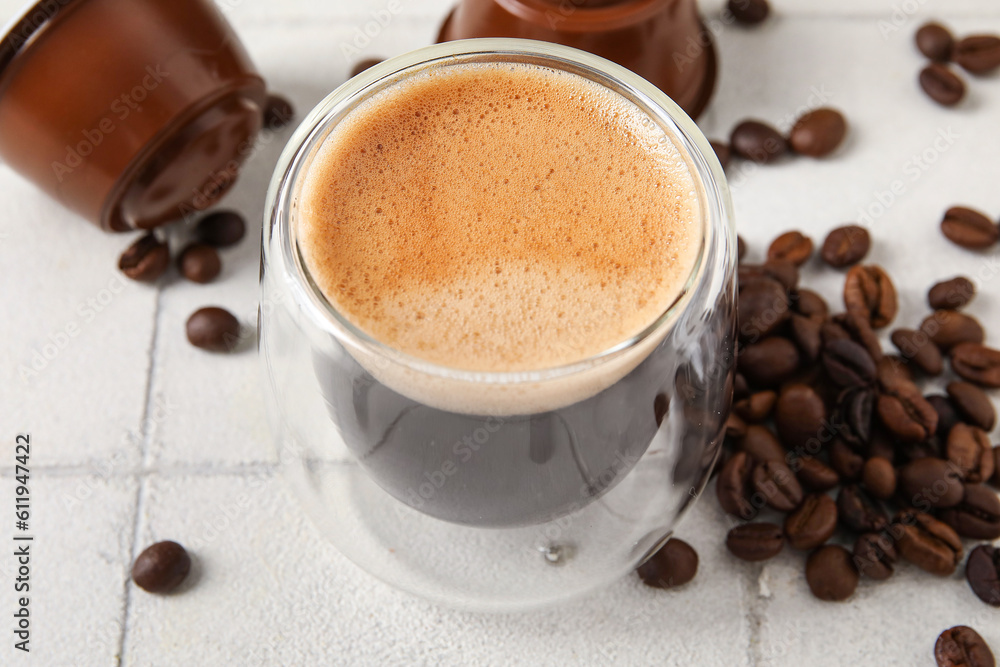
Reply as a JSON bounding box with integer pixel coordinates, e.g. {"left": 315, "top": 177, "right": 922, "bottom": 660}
{"left": 712, "top": 107, "right": 848, "bottom": 168}
{"left": 916, "top": 21, "right": 1000, "bottom": 106}
{"left": 116, "top": 93, "right": 296, "bottom": 353}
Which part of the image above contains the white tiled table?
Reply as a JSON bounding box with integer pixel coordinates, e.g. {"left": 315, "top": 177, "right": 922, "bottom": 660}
{"left": 2, "top": 0, "right": 999, "bottom": 664}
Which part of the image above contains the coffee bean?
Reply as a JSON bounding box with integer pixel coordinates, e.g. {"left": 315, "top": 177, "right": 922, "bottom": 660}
{"left": 349, "top": 57, "right": 384, "bottom": 78}
{"left": 774, "top": 384, "right": 827, "bottom": 451}
{"left": 132, "top": 541, "right": 191, "bottom": 593}
{"left": 920, "top": 64, "right": 966, "bottom": 107}
{"left": 118, "top": 233, "right": 169, "bottom": 282}
{"left": 711, "top": 140, "right": 732, "bottom": 170}
{"left": 820, "top": 225, "right": 869, "bottom": 268}
{"left": 734, "top": 391, "right": 777, "bottom": 423}
{"left": 840, "top": 309, "right": 884, "bottom": 363}
{"left": 894, "top": 510, "right": 963, "bottom": 576}
{"left": 636, "top": 538, "right": 698, "bottom": 589}
{"left": 737, "top": 234, "right": 746, "bottom": 260}
{"left": 941, "top": 206, "right": 999, "bottom": 250}
{"left": 947, "top": 423, "right": 995, "bottom": 483}
{"left": 837, "top": 387, "right": 875, "bottom": 447}
{"left": 935, "top": 625, "right": 995, "bottom": 667}
{"left": 954, "top": 35, "right": 1000, "bottom": 74}
{"left": 928, "top": 276, "right": 975, "bottom": 310}
{"left": 951, "top": 343, "right": 1000, "bottom": 388}
{"left": 853, "top": 532, "right": 897, "bottom": 580}
{"left": 717, "top": 451, "right": 755, "bottom": 519}
{"left": 734, "top": 373, "right": 749, "bottom": 400}
{"left": 789, "top": 108, "right": 847, "bottom": 158}
{"left": 947, "top": 381, "right": 996, "bottom": 431}
{"left": 966, "top": 544, "right": 1000, "bottom": 607}
{"left": 177, "top": 244, "right": 222, "bottom": 284}
{"left": 726, "top": 522, "right": 784, "bottom": 562}
{"left": 878, "top": 382, "right": 939, "bottom": 443}
{"left": 727, "top": 0, "right": 769, "bottom": 24}
{"left": 829, "top": 438, "right": 865, "bottom": 483}
{"left": 785, "top": 493, "right": 838, "bottom": 550}
{"left": 862, "top": 457, "right": 897, "bottom": 500}
{"left": 761, "top": 260, "right": 800, "bottom": 291}
{"left": 927, "top": 394, "right": 962, "bottom": 438}
{"left": 822, "top": 338, "right": 876, "bottom": 388}
{"left": 195, "top": 210, "right": 246, "bottom": 248}
{"left": 725, "top": 413, "right": 748, "bottom": 440}
{"left": 730, "top": 120, "right": 788, "bottom": 164}
{"left": 864, "top": 428, "right": 897, "bottom": 464}
{"left": 843, "top": 265, "right": 897, "bottom": 329}
{"left": 940, "top": 484, "right": 1000, "bottom": 540}
{"left": 767, "top": 231, "right": 813, "bottom": 266}
{"left": 898, "top": 457, "right": 964, "bottom": 508}
{"left": 900, "top": 438, "right": 945, "bottom": 464}
{"left": 792, "top": 288, "right": 829, "bottom": 320}
{"left": 921, "top": 310, "right": 985, "bottom": 351}
{"left": 876, "top": 355, "right": 916, "bottom": 393}
{"left": 738, "top": 277, "right": 790, "bottom": 340}
{"left": 806, "top": 545, "right": 858, "bottom": 602}
{"left": 790, "top": 314, "right": 823, "bottom": 363}
{"left": 738, "top": 337, "right": 800, "bottom": 388}
{"left": 263, "top": 94, "right": 294, "bottom": 129}
{"left": 186, "top": 307, "right": 241, "bottom": 352}
{"left": 795, "top": 456, "right": 840, "bottom": 492}
{"left": 916, "top": 22, "right": 955, "bottom": 62}
{"left": 891, "top": 328, "right": 944, "bottom": 375}
{"left": 752, "top": 460, "right": 804, "bottom": 512}
{"left": 993, "top": 447, "right": 1000, "bottom": 488}
{"left": 739, "top": 424, "right": 787, "bottom": 463}
{"left": 838, "top": 484, "right": 889, "bottom": 533}
{"left": 821, "top": 318, "right": 851, "bottom": 346}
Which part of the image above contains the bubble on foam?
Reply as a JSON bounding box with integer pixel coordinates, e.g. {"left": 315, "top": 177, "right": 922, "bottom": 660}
{"left": 299, "top": 62, "right": 701, "bottom": 384}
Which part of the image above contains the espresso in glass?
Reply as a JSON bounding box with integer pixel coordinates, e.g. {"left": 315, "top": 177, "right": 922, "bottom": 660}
{"left": 295, "top": 61, "right": 714, "bottom": 528}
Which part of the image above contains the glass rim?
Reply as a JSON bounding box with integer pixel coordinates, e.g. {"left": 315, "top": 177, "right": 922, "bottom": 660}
{"left": 266, "top": 38, "right": 733, "bottom": 386}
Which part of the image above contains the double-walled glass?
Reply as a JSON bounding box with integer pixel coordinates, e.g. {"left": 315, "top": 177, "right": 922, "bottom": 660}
{"left": 260, "top": 39, "right": 737, "bottom": 612}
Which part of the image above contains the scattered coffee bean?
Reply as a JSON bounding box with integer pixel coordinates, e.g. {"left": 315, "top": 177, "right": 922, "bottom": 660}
{"left": 774, "top": 384, "right": 827, "bottom": 451}
{"left": 941, "top": 206, "right": 999, "bottom": 250}
{"left": 739, "top": 424, "right": 787, "bottom": 463}
{"left": 735, "top": 391, "right": 778, "bottom": 424}
{"left": 894, "top": 510, "right": 963, "bottom": 576}
{"left": 951, "top": 343, "right": 1000, "bottom": 388}
{"left": 947, "top": 423, "right": 995, "bottom": 483}
{"left": 195, "top": 210, "right": 246, "bottom": 248}
{"left": 792, "top": 288, "right": 829, "bottom": 319}
{"left": 891, "top": 328, "right": 944, "bottom": 375}
{"left": 921, "top": 310, "right": 985, "bottom": 351}
{"left": 806, "top": 545, "right": 858, "bottom": 602}
{"left": 864, "top": 429, "right": 896, "bottom": 463}
{"left": 829, "top": 438, "right": 865, "bottom": 483}
{"left": 853, "top": 532, "right": 897, "bottom": 580}
{"left": 947, "top": 381, "right": 996, "bottom": 431}
{"left": 822, "top": 338, "right": 876, "bottom": 388}
{"left": 877, "top": 356, "right": 916, "bottom": 392}
{"left": 726, "top": 413, "right": 749, "bottom": 440}
{"left": 795, "top": 457, "right": 840, "bottom": 492}
{"left": 836, "top": 386, "right": 875, "bottom": 447}
{"left": 349, "top": 57, "right": 384, "bottom": 78}
{"left": 263, "top": 94, "right": 294, "bottom": 129}
{"left": 935, "top": 625, "right": 995, "bottom": 667}
{"left": 711, "top": 140, "right": 732, "bottom": 170}
{"left": 927, "top": 394, "right": 961, "bottom": 438}
{"left": 727, "top": 0, "right": 770, "bottom": 25}
{"left": 841, "top": 309, "right": 885, "bottom": 363}
{"left": 838, "top": 484, "right": 889, "bottom": 533}
{"left": 726, "top": 522, "right": 784, "bottom": 561}
{"left": 789, "top": 108, "right": 847, "bottom": 158}
{"left": 785, "top": 493, "right": 838, "bottom": 550}
{"left": 132, "top": 541, "right": 191, "bottom": 593}
{"left": 752, "top": 460, "right": 804, "bottom": 512}
{"left": 717, "top": 451, "right": 755, "bottom": 519}
{"left": 177, "top": 244, "right": 222, "bottom": 284}
{"left": 790, "top": 314, "right": 823, "bottom": 363}
{"left": 862, "top": 457, "right": 897, "bottom": 500}
{"left": 186, "top": 307, "right": 241, "bottom": 352}
{"left": 953, "top": 35, "right": 1000, "bottom": 75}
{"left": 768, "top": 231, "right": 813, "bottom": 266}
{"left": 928, "top": 276, "right": 975, "bottom": 310}
{"left": 738, "top": 277, "right": 789, "bottom": 340}
{"left": 966, "top": 544, "right": 1000, "bottom": 607}
{"left": 843, "top": 264, "right": 897, "bottom": 329}
{"left": 919, "top": 64, "right": 966, "bottom": 107}
{"left": 636, "top": 538, "right": 698, "bottom": 589}
{"left": 118, "top": 233, "right": 169, "bottom": 283}
{"left": 820, "top": 225, "right": 870, "bottom": 268}
{"left": 916, "top": 22, "right": 955, "bottom": 62}
{"left": 898, "top": 457, "right": 964, "bottom": 508}
{"left": 940, "top": 484, "right": 1000, "bottom": 540}
{"left": 730, "top": 120, "right": 788, "bottom": 164}
{"left": 738, "top": 337, "right": 800, "bottom": 388}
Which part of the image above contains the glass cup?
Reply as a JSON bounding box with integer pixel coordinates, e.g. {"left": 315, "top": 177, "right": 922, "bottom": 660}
{"left": 260, "top": 38, "right": 736, "bottom": 611}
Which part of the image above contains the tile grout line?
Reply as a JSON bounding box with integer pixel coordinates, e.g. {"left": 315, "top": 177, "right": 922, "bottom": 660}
{"left": 744, "top": 564, "right": 764, "bottom": 667}
{"left": 113, "top": 287, "right": 164, "bottom": 667}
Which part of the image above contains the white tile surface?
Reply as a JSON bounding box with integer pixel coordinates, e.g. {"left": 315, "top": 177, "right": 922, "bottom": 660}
{"left": 1, "top": 0, "right": 999, "bottom": 665}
